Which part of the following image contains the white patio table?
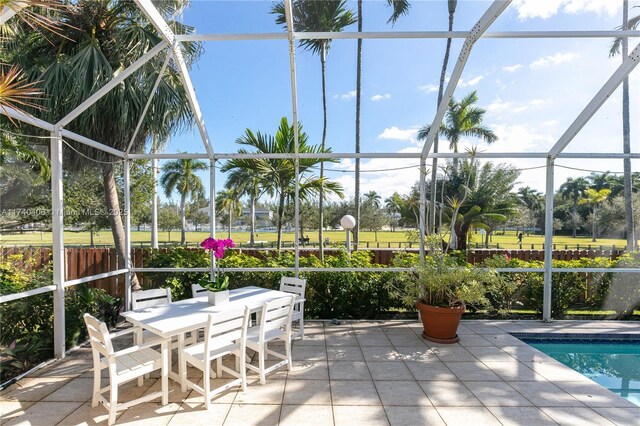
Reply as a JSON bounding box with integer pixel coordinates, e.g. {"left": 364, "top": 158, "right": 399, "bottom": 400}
{"left": 121, "top": 286, "right": 292, "bottom": 392}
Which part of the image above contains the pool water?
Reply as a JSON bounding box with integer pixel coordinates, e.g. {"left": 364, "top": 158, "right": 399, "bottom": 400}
{"left": 526, "top": 340, "right": 640, "bottom": 407}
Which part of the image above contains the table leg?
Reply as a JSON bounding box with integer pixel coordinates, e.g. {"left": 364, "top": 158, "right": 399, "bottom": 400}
{"left": 178, "top": 333, "right": 188, "bottom": 393}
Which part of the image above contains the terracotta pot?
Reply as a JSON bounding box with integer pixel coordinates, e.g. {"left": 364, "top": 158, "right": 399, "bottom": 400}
{"left": 416, "top": 301, "right": 465, "bottom": 344}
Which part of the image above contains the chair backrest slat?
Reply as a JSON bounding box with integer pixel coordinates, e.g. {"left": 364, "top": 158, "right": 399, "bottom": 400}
{"left": 204, "top": 307, "right": 250, "bottom": 355}
{"left": 84, "top": 313, "right": 114, "bottom": 356}
{"left": 280, "top": 277, "right": 305, "bottom": 298}
{"left": 260, "top": 296, "right": 294, "bottom": 336}
{"left": 191, "top": 283, "right": 207, "bottom": 298}
{"left": 132, "top": 288, "right": 171, "bottom": 310}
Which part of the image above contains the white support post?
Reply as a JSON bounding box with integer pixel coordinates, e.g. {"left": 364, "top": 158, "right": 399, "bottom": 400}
{"left": 421, "top": 0, "right": 512, "bottom": 156}
{"left": 124, "top": 160, "right": 132, "bottom": 310}
{"left": 134, "top": 0, "right": 215, "bottom": 159}
{"left": 56, "top": 42, "right": 167, "bottom": 128}
{"left": 549, "top": 40, "right": 640, "bottom": 159}
{"left": 284, "top": 0, "right": 301, "bottom": 277}
{"left": 151, "top": 143, "right": 159, "bottom": 249}
{"left": 418, "top": 157, "right": 427, "bottom": 263}
{"left": 51, "top": 128, "right": 65, "bottom": 359}
{"left": 542, "top": 157, "right": 554, "bottom": 322}
{"left": 209, "top": 160, "right": 216, "bottom": 282}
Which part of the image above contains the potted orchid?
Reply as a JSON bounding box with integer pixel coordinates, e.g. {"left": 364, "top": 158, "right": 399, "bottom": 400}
{"left": 199, "top": 237, "right": 234, "bottom": 305}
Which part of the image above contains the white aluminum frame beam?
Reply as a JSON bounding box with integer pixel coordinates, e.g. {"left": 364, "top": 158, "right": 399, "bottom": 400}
{"left": 0, "top": 4, "right": 20, "bottom": 25}
{"left": 125, "top": 151, "right": 640, "bottom": 160}
{"left": 174, "top": 30, "right": 640, "bottom": 42}
{"left": 134, "top": 0, "right": 214, "bottom": 159}
{"left": 56, "top": 42, "right": 168, "bottom": 128}
{"left": 549, "top": 41, "right": 640, "bottom": 159}
{"left": 421, "top": 0, "right": 512, "bottom": 157}
{"left": 126, "top": 51, "right": 172, "bottom": 154}
{"left": 1, "top": 106, "right": 126, "bottom": 158}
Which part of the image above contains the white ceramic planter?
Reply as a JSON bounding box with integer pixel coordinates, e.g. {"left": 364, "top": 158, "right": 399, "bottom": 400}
{"left": 208, "top": 290, "right": 229, "bottom": 306}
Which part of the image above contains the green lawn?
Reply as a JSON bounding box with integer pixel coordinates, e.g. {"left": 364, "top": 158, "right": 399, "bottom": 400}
{"left": 0, "top": 229, "right": 627, "bottom": 249}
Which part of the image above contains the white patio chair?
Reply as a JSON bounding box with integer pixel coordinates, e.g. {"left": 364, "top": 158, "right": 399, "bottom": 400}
{"left": 131, "top": 287, "right": 171, "bottom": 309}
{"left": 180, "top": 307, "right": 250, "bottom": 408}
{"left": 131, "top": 288, "right": 194, "bottom": 364}
{"left": 245, "top": 296, "right": 294, "bottom": 385}
{"left": 279, "top": 277, "right": 306, "bottom": 339}
{"left": 83, "top": 313, "right": 169, "bottom": 426}
{"left": 191, "top": 283, "right": 208, "bottom": 298}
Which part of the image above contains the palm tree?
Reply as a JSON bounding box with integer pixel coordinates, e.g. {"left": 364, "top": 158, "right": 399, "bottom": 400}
{"left": 363, "top": 190, "right": 382, "bottom": 209}
{"left": 231, "top": 117, "right": 343, "bottom": 250}
{"left": 272, "top": 0, "right": 355, "bottom": 260}
{"left": 579, "top": 188, "right": 611, "bottom": 242}
{"left": 222, "top": 165, "right": 265, "bottom": 245}
{"left": 160, "top": 159, "right": 207, "bottom": 245}
{"left": 216, "top": 188, "right": 242, "bottom": 240}
{"left": 443, "top": 160, "right": 519, "bottom": 250}
{"left": 0, "top": 0, "right": 68, "bottom": 117}
{"left": 418, "top": 91, "right": 497, "bottom": 170}
{"left": 517, "top": 186, "right": 543, "bottom": 232}
{"left": 559, "top": 177, "right": 589, "bottom": 237}
{"left": 385, "top": 192, "right": 403, "bottom": 231}
{"left": 7, "top": 1, "right": 201, "bottom": 289}
{"left": 611, "top": 0, "right": 637, "bottom": 251}
{"left": 0, "top": 134, "right": 50, "bottom": 179}
{"left": 429, "top": 0, "right": 458, "bottom": 233}
{"left": 354, "top": 0, "right": 409, "bottom": 247}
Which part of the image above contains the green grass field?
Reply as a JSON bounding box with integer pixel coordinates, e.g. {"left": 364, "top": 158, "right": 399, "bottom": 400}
{"left": 0, "top": 229, "right": 628, "bottom": 250}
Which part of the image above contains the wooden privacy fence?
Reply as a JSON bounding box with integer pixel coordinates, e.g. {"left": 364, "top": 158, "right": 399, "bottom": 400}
{"left": 1, "top": 246, "right": 628, "bottom": 298}
{"left": 466, "top": 249, "right": 626, "bottom": 265}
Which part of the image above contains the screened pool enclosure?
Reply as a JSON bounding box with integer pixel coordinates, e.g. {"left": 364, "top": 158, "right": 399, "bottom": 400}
{"left": 1, "top": 0, "right": 639, "bottom": 361}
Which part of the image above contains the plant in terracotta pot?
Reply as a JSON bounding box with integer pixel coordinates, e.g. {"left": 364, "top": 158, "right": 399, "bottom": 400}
{"left": 391, "top": 244, "right": 496, "bottom": 343}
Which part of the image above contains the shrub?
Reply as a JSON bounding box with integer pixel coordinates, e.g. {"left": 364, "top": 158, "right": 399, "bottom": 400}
{"left": 144, "top": 248, "right": 210, "bottom": 300}
{"left": 604, "top": 253, "right": 640, "bottom": 318}
{"left": 0, "top": 255, "right": 120, "bottom": 381}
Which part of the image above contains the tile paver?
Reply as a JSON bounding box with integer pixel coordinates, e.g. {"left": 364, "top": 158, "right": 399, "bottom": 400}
{"left": 2, "top": 320, "right": 638, "bottom": 426}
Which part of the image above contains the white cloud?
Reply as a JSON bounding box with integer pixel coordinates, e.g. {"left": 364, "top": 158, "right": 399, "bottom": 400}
{"left": 530, "top": 52, "right": 579, "bottom": 69}
{"left": 417, "top": 84, "right": 438, "bottom": 94}
{"left": 513, "top": 0, "right": 618, "bottom": 20}
{"left": 503, "top": 64, "right": 523, "bottom": 72}
{"left": 486, "top": 123, "right": 556, "bottom": 153}
{"left": 331, "top": 147, "right": 422, "bottom": 200}
{"left": 377, "top": 126, "right": 419, "bottom": 142}
{"left": 371, "top": 93, "right": 391, "bottom": 102}
{"left": 487, "top": 98, "right": 513, "bottom": 115}
{"left": 459, "top": 75, "right": 484, "bottom": 87}
{"left": 333, "top": 90, "right": 356, "bottom": 100}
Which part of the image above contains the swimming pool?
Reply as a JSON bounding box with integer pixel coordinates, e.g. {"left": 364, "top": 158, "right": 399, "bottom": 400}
{"left": 521, "top": 336, "right": 640, "bottom": 407}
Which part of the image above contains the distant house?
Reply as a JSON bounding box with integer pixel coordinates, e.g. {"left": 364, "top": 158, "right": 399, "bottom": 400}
{"left": 243, "top": 209, "right": 273, "bottom": 220}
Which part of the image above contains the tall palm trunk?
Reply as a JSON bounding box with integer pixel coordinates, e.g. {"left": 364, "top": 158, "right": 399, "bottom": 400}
{"left": 354, "top": 0, "right": 363, "bottom": 251}
{"left": 228, "top": 209, "right": 232, "bottom": 239}
{"left": 318, "top": 44, "right": 327, "bottom": 261}
{"left": 277, "top": 192, "right": 286, "bottom": 249}
{"left": 179, "top": 193, "right": 186, "bottom": 245}
{"left": 622, "top": 0, "right": 635, "bottom": 250}
{"left": 592, "top": 205, "right": 598, "bottom": 242}
{"left": 250, "top": 195, "right": 256, "bottom": 245}
{"left": 430, "top": 9, "right": 455, "bottom": 233}
{"left": 102, "top": 163, "right": 141, "bottom": 291}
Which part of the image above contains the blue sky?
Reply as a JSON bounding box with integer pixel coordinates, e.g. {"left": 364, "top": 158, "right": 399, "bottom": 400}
{"left": 158, "top": 0, "right": 639, "bottom": 204}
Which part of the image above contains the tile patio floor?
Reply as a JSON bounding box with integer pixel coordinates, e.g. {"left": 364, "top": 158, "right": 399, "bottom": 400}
{"left": 1, "top": 320, "right": 639, "bottom": 426}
